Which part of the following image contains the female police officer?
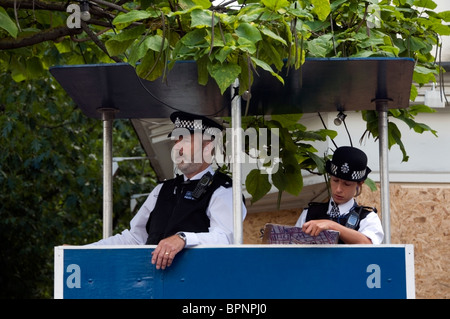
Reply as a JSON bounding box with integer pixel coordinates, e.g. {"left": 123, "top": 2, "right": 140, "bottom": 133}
{"left": 295, "top": 146, "right": 384, "bottom": 244}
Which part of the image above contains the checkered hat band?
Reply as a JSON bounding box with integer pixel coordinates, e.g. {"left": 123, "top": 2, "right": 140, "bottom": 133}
{"left": 174, "top": 118, "right": 208, "bottom": 130}
{"left": 330, "top": 162, "right": 338, "bottom": 175}
{"left": 330, "top": 163, "right": 366, "bottom": 180}
{"left": 173, "top": 117, "right": 222, "bottom": 135}
{"left": 351, "top": 169, "right": 366, "bottom": 180}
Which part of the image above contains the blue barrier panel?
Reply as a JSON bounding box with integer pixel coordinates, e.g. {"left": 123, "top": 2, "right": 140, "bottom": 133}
{"left": 55, "top": 245, "right": 415, "bottom": 299}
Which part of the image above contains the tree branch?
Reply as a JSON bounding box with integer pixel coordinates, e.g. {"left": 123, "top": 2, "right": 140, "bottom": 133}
{"left": 0, "top": 0, "right": 67, "bottom": 11}
{"left": 0, "top": 26, "right": 82, "bottom": 50}
{"left": 80, "top": 21, "right": 122, "bottom": 62}
{"left": 0, "top": 0, "right": 121, "bottom": 50}
{"left": 0, "top": 0, "right": 118, "bottom": 19}
{"left": 90, "top": 0, "right": 128, "bottom": 13}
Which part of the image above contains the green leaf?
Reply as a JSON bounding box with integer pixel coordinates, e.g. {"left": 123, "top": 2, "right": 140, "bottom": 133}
{"left": 330, "top": 0, "right": 348, "bottom": 11}
{"left": 143, "top": 35, "right": 168, "bottom": 52}
{"left": 236, "top": 22, "right": 262, "bottom": 43}
{"left": 270, "top": 114, "right": 303, "bottom": 127}
{"left": 136, "top": 51, "right": 165, "bottom": 81}
{"left": 237, "top": 37, "right": 257, "bottom": 54}
{"left": 408, "top": 104, "right": 436, "bottom": 114}
{"left": 408, "top": 36, "right": 428, "bottom": 51}
{"left": 413, "top": 65, "right": 438, "bottom": 85}
{"left": 54, "top": 40, "right": 72, "bottom": 54}
{"left": 414, "top": 65, "right": 437, "bottom": 75}
{"left": 31, "top": 139, "right": 41, "bottom": 153}
{"left": 272, "top": 168, "right": 288, "bottom": 192}
{"left": 311, "top": 0, "right": 331, "bottom": 21}
{"left": 413, "top": 0, "right": 437, "bottom": 10}
{"left": 109, "top": 25, "right": 146, "bottom": 42}
{"left": 260, "top": 27, "right": 287, "bottom": 45}
{"left": 168, "top": 3, "right": 203, "bottom": 16}
{"left": 105, "top": 25, "right": 146, "bottom": 56}
{"left": 413, "top": 69, "right": 437, "bottom": 85}
{"left": 113, "top": 10, "right": 158, "bottom": 28}
{"left": 438, "top": 10, "right": 450, "bottom": 22}
{"left": 250, "top": 57, "right": 284, "bottom": 84}
{"left": 412, "top": 122, "right": 437, "bottom": 135}
{"left": 431, "top": 23, "right": 450, "bottom": 36}
{"left": 237, "top": 5, "right": 266, "bottom": 23}
{"left": 191, "top": 9, "right": 214, "bottom": 28}
{"left": 378, "top": 45, "right": 400, "bottom": 56}
{"left": 245, "top": 169, "right": 272, "bottom": 204}
{"left": 0, "top": 7, "right": 18, "bottom": 38}
{"left": 192, "top": 0, "right": 212, "bottom": 9}
{"left": 197, "top": 55, "right": 209, "bottom": 85}
{"left": 106, "top": 39, "right": 135, "bottom": 57}
{"left": 351, "top": 50, "right": 376, "bottom": 58}
{"left": 26, "top": 57, "right": 44, "bottom": 79}
{"left": 410, "top": 83, "right": 418, "bottom": 101}
{"left": 306, "top": 34, "right": 334, "bottom": 57}
{"left": 216, "top": 46, "right": 234, "bottom": 63}
{"left": 387, "top": 122, "right": 409, "bottom": 162}
{"left": 361, "top": 36, "right": 386, "bottom": 49}
{"left": 181, "top": 28, "right": 208, "bottom": 46}
{"left": 128, "top": 35, "right": 168, "bottom": 66}
{"left": 306, "top": 151, "right": 326, "bottom": 173}
{"left": 273, "top": 162, "right": 304, "bottom": 196}
{"left": 364, "top": 178, "right": 377, "bottom": 192}
{"left": 208, "top": 62, "right": 241, "bottom": 94}
{"left": 262, "top": 0, "right": 290, "bottom": 11}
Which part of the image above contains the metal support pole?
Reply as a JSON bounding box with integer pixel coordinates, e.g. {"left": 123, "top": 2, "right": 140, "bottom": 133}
{"left": 376, "top": 100, "right": 391, "bottom": 244}
{"left": 231, "top": 79, "right": 243, "bottom": 244}
{"left": 101, "top": 109, "right": 116, "bottom": 239}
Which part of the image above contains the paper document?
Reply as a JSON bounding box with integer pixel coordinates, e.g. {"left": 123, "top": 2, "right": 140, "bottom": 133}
{"left": 262, "top": 223, "right": 340, "bottom": 244}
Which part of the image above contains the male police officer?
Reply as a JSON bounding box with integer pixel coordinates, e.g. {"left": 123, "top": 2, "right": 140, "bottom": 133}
{"left": 91, "top": 111, "right": 247, "bottom": 269}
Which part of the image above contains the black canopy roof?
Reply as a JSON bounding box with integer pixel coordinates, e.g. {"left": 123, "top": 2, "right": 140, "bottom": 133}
{"left": 49, "top": 57, "right": 414, "bottom": 119}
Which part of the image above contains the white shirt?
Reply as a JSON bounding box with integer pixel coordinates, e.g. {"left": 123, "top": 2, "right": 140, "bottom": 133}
{"left": 294, "top": 198, "right": 384, "bottom": 244}
{"left": 90, "top": 166, "right": 246, "bottom": 247}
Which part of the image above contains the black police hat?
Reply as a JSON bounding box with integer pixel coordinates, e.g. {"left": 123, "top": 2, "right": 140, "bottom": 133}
{"left": 168, "top": 111, "right": 223, "bottom": 137}
{"left": 325, "top": 146, "right": 371, "bottom": 182}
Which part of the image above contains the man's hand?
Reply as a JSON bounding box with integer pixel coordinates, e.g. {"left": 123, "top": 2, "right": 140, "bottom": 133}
{"left": 151, "top": 234, "right": 186, "bottom": 270}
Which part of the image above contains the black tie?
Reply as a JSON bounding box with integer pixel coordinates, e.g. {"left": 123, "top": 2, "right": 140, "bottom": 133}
{"left": 329, "top": 201, "right": 340, "bottom": 218}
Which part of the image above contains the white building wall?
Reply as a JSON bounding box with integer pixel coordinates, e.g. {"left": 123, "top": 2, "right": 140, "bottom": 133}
{"left": 436, "top": 0, "right": 450, "bottom": 61}
{"left": 316, "top": 0, "right": 450, "bottom": 185}
{"left": 323, "top": 109, "right": 450, "bottom": 184}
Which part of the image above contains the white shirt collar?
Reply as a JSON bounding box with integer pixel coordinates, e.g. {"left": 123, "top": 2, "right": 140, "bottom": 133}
{"left": 329, "top": 198, "right": 355, "bottom": 216}
{"left": 183, "top": 166, "right": 214, "bottom": 182}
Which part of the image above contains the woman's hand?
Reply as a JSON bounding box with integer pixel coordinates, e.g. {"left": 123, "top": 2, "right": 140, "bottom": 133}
{"left": 302, "top": 219, "right": 335, "bottom": 237}
{"left": 302, "top": 219, "right": 372, "bottom": 244}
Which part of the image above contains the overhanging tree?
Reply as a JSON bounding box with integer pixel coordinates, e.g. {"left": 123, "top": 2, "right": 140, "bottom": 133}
{"left": 1, "top": 0, "right": 448, "bottom": 202}
{"left": 0, "top": 72, "right": 157, "bottom": 298}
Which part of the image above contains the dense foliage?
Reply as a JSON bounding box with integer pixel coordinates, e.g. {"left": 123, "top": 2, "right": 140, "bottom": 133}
{"left": 1, "top": 0, "right": 446, "bottom": 202}
{"left": 0, "top": 73, "right": 155, "bottom": 298}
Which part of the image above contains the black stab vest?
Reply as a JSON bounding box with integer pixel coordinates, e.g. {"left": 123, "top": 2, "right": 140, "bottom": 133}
{"left": 145, "top": 171, "right": 232, "bottom": 245}
{"left": 305, "top": 202, "right": 373, "bottom": 244}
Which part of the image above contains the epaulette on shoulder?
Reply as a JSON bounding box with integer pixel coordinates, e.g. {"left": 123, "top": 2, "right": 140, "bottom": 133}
{"left": 158, "top": 174, "right": 182, "bottom": 184}
{"left": 213, "top": 171, "right": 232, "bottom": 188}
{"left": 356, "top": 205, "right": 377, "bottom": 214}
